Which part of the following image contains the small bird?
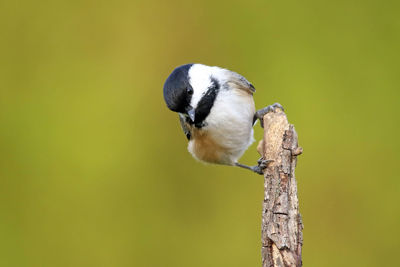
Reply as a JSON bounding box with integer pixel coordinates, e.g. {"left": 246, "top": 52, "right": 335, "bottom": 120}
{"left": 163, "top": 63, "right": 282, "bottom": 174}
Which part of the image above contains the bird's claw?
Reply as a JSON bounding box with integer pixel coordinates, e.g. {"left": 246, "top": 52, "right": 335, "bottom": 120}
{"left": 258, "top": 159, "right": 274, "bottom": 168}
{"left": 250, "top": 166, "right": 264, "bottom": 175}
{"left": 252, "top": 159, "right": 273, "bottom": 174}
{"left": 255, "top": 103, "right": 284, "bottom": 128}
{"left": 235, "top": 158, "right": 273, "bottom": 175}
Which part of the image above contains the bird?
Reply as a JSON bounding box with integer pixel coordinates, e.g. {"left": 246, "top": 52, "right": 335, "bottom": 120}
{"left": 163, "top": 63, "right": 283, "bottom": 174}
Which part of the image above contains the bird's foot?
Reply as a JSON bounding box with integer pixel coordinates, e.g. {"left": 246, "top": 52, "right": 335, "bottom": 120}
{"left": 255, "top": 103, "right": 284, "bottom": 128}
{"left": 235, "top": 159, "right": 273, "bottom": 175}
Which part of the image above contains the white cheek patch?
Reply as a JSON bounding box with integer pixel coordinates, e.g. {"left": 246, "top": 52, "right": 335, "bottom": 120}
{"left": 188, "top": 64, "right": 213, "bottom": 108}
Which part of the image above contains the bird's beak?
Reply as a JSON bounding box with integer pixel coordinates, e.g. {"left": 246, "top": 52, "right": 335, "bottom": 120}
{"left": 187, "top": 108, "right": 195, "bottom": 123}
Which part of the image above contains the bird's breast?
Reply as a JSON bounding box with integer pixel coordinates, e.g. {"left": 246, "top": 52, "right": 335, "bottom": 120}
{"left": 187, "top": 89, "right": 255, "bottom": 165}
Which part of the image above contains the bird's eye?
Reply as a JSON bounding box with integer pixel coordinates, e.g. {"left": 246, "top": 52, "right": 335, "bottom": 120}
{"left": 187, "top": 88, "right": 193, "bottom": 95}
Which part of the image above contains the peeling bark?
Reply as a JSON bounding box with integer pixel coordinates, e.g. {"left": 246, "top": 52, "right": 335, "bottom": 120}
{"left": 257, "top": 108, "right": 303, "bottom": 267}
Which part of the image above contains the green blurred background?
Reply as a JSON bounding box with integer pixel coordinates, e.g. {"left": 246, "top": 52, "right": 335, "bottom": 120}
{"left": 1, "top": 0, "right": 399, "bottom": 266}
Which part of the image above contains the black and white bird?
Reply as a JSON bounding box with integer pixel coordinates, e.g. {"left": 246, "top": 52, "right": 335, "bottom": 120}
{"left": 163, "top": 63, "right": 282, "bottom": 174}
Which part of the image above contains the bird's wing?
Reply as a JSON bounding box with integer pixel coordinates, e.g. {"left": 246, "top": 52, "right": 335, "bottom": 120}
{"left": 226, "top": 70, "right": 256, "bottom": 95}
{"left": 179, "top": 114, "right": 192, "bottom": 140}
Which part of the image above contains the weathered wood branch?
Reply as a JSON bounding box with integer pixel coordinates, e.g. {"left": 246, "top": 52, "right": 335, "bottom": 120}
{"left": 256, "top": 108, "right": 303, "bottom": 267}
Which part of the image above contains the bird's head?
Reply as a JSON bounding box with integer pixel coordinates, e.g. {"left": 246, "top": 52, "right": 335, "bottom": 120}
{"left": 163, "top": 64, "right": 254, "bottom": 125}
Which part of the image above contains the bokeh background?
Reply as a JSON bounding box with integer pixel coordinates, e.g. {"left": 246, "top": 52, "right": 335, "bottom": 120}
{"left": 1, "top": 0, "right": 399, "bottom": 266}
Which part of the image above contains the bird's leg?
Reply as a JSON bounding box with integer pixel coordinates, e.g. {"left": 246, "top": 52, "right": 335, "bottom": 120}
{"left": 254, "top": 103, "right": 284, "bottom": 128}
{"left": 235, "top": 159, "right": 273, "bottom": 175}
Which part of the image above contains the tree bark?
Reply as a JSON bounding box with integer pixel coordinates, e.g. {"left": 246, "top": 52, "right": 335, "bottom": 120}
{"left": 257, "top": 108, "right": 303, "bottom": 267}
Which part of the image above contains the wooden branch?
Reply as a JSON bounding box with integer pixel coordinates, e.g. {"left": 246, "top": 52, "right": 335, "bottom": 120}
{"left": 256, "top": 108, "right": 303, "bottom": 267}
